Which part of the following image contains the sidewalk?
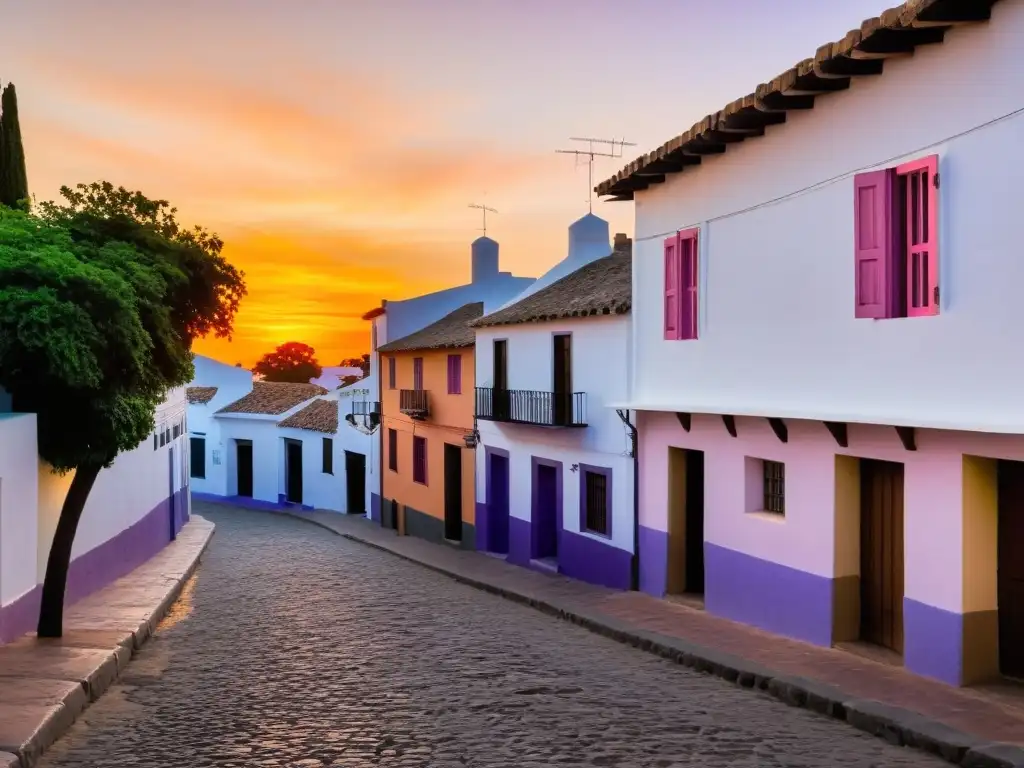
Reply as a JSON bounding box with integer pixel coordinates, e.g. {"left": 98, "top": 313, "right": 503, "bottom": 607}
{"left": 0, "top": 516, "right": 215, "bottom": 768}
{"left": 287, "top": 507, "right": 1024, "bottom": 768}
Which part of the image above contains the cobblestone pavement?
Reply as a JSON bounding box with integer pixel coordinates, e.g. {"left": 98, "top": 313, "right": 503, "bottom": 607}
{"left": 38, "top": 505, "right": 947, "bottom": 767}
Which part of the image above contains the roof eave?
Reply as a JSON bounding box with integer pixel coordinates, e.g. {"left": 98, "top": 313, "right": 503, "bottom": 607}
{"left": 595, "top": 0, "right": 998, "bottom": 201}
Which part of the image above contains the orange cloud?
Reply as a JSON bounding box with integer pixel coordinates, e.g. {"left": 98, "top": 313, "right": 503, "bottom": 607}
{"left": 18, "top": 55, "right": 564, "bottom": 366}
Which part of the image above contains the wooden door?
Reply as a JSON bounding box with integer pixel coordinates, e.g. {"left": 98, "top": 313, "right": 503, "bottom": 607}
{"left": 493, "top": 340, "right": 509, "bottom": 420}
{"left": 552, "top": 334, "right": 572, "bottom": 426}
{"left": 444, "top": 444, "right": 463, "bottom": 541}
{"left": 684, "top": 450, "right": 706, "bottom": 594}
{"left": 236, "top": 441, "right": 254, "bottom": 497}
{"left": 997, "top": 460, "right": 1024, "bottom": 679}
{"left": 860, "top": 459, "right": 905, "bottom": 654}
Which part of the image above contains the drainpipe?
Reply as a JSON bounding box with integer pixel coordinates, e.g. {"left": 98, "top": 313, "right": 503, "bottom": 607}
{"left": 617, "top": 409, "right": 640, "bottom": 592}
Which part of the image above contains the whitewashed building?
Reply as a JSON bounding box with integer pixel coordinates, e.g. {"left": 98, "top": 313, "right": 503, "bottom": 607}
{"left": 186, "top": 355, "right": 253, "bottom": 498}
{"left": 472, "top": 217, "right": 635, "bottom": 590}
{"left": 0, "top": 386, "right": 189, "bottom": 644}
{"left": 363, "top": 235, "right": 536, "bottom": 522}
{"left": 597, "top": 0, "right": 1022, "bottom": 686}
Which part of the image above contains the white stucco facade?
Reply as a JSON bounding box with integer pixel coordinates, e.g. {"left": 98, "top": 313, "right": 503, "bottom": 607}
{"left": 187, "top": 355, "right": 254, "bottom": 497}
{"left": 627, "top": 2, "right": 1024, "bottom": 433}
{"left": 0, "top": 412, "right": 39, "bottom": 609}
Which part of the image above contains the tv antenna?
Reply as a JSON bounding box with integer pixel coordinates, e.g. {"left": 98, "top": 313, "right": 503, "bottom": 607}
{"left": 468, "top": 203, "right": 498, "bottom": 236}
{"left": 556, "top": 137, "right": 636, "bottom": 213}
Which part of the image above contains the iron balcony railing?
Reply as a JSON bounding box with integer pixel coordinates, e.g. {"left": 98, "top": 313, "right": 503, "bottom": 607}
{"left": 399, "top": 389, "right": 429, "bottom": 418}
{"left": 475, "top": 387, "right": 587, "bottom": 428}
{"left": 350, "top": 400, "right": 380, "bottom": 416}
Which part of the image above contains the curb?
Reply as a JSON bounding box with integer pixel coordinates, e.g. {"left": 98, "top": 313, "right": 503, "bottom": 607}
{"left": 6, "top": 517, "right": 215, "bottom": 768}
{"left": 288, "top": 511, "right": 1024, "bottom": 768}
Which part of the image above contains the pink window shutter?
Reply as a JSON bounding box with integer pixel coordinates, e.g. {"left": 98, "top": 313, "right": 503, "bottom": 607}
{"left": 853, "top": 169, "right": 896, "bottom": 319}
{"left": 679, "top": 228, "right": 699, "bottom": 340}
{"left": 897, "top": 154, "right": 939, "bottom": 317}
{"left": 663, "top": 235, "right": 681, "bottom": 340}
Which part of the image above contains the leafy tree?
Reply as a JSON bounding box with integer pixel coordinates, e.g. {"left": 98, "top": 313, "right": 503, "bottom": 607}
{"left": 2, "top": 183, "right": 247, "bottom": 637}
{"left": 0, "top": 82, "right": 29, "bottom": 209}
{"left": 254, "top": 341, "right": 322, "bottom": 383}
{"left": 339, "top": 353, "right": 370, "bottom": 377}
{"left": 338, "top": 374, "right": 361, "bottom": 389}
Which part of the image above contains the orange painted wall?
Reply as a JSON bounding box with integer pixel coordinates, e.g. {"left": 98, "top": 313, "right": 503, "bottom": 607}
{"left": 380, "top": 347, "right": 476, "bottom": 529}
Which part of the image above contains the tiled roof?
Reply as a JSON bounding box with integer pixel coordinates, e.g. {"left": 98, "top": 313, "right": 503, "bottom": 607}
{"left": 472, "top": 249, "right": 631, "bottom": 328}
{"left": 186, "top": 386, "right": 218, "bottom": 404}
{"left": 597, "top": 0, "right": 999, "bottom": 200}
{"left": 217, "top": 381, "right": 327, "bottom": 416}
{"left": 362, "top": 304, "right": 386, "bottom": 320}
{"left": 377, "top": 302, "right": 483, "bottom": 353}
{"left": 278, "top": 398, "right": 338, "bottom": 434}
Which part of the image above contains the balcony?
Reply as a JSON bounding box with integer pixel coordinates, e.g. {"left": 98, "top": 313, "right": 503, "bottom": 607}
{"left": 399, "top": 389, "right": 429, "bottom": 419}
{"left": 350, "top": 400, "right": 380, "bottom": 416}
{"left": 475, "top": 388, "right": 587, "bottom": 428}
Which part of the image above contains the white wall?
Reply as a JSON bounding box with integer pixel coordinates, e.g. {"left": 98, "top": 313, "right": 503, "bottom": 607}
{"left": 475, "top": 316, "right": 635, "bottom": 552}
{"left": 217, "top": 415, "right": 281, "bottom": 502}
{"left": 188, "top": 356, "right": 253, "bottom": 495}
{"left": 630, "top": 1, "right": 1024, "bottom": 433}
{"left": 0, "top": 413, "right": 39, "bottom": 606}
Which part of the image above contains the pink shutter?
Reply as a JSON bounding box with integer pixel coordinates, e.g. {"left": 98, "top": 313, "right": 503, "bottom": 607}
{"left": 897, "top": 154, "right": 939, "bottom": 317}
{"left": 664, "top": 235, "right": 681, "bottom": 339}
{"left": 853, "top": 169, "right": 896, "bottom": 319}
{"left": 679, "top": 228, "right": 699, "bottom": 339}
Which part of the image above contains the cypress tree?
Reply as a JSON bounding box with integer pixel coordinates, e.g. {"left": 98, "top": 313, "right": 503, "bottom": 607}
{"left": 0, "top": 82, "right": 29, "bottom": 208}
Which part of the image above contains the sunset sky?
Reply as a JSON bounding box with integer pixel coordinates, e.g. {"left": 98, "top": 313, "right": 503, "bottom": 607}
{"left": 3, "top": 0, "right": 889, "bottom": 366}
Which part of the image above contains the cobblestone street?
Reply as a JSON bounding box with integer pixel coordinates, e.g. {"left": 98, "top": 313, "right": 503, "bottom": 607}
{"left": 37, "top": 504, "right": 947, "bottom": 767}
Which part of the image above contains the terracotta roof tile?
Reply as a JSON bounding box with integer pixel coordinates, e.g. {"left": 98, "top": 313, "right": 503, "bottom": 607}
{"left": 217, "top": 381, "right": 327, "bottom": 416}
{"left": 186, "top": 386, "right": 218, "bottom": 404}
{"left": 472, "top": 249, "right": 631, "bottom": 329}
{"left": 378, "top": 302, "right": 483, "bottom": 353}
{"left": 596, "top": 0, "right": 1000, "bottom": 199}
{"left": 278, "top": 398, "right": 338, "bottom": 433}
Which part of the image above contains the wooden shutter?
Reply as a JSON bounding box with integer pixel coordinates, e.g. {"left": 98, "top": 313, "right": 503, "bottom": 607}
{"left": 447, "top": 354, "right": 462, "bottom": 395}
{"left": 413, "top": 436, "right": 427, "bottom": 484}
{"left": 853, "top": 169, "right": 896, "bottom": 319}
{"left": 664, "top": 234, "right": 681, "bottom": 339}
{"left": 388, "top": 356, "right": 396, "bottom": 389}
{"left": 413, "top": 357, "right": 423, "bottom": 390}
{"left": 679, "top": 228, "right": 699, "bottom": 340}
{"left": 388, "top": 428, "right": 398, "bottom": 471}
{"left": 897, "top": 154, "right": 939, "bottom": 317}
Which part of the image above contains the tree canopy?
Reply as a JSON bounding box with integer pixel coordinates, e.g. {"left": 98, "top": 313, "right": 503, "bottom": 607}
{"left": 254, "top": 341, "right": 322, "bottom": 383}
{"left": 0, "top": 182, "right": 248, "bottom": 637}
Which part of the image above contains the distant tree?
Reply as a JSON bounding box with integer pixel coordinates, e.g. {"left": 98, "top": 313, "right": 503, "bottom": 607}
{"left": 338, "top": 374, "right": 361, "bottom": 389}
{"left": 254, "top": 341, "right": 322, "bottom": 383}
{"left": 0, "top": 82, "right": 30, "bottom": 209}
{"left": 235, "top": 362, "right": 242, "bottom": 367}
{"left": 339, "top": 353, "right": 370, "bottom": 377}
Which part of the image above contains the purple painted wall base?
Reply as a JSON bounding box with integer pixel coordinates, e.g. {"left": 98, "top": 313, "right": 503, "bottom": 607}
{"left": 904, "top": 598, "right": 964, "bottom": 685}
{"left": 507, "top": 516, "right": 532, "bottom": 566}
{"left": 638, "top": 526, "right": 669, "bottom": 597}
{"left": 705, "top": 543, "right": 834, "bottom": 647}
{"left": 559, "top": 530, "right": 632, "bottom": 590}
{"left": 475, "top": 501, "right": 489, "bottom": 551}
{"left": 370, "top": 493, "right": 381, "bottom": 523}
{"left": 0, "top": 488, "right": 183, "bottom": 644}
{"left": 191, "top": 491, "right": 313, "bottom": 513}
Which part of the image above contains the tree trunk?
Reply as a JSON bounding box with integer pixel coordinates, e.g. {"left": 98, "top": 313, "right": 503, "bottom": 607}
{"left": 36, "top": 462, "right": 102, "bottom": 638}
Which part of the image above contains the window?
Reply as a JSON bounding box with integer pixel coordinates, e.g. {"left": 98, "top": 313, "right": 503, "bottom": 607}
{"left": 172, "top": 424, "right": 181, "bottom": 440}
{"left": 664, "top": 228, "right": 699, "bottom": 340}
{"left": 447, "top": 354, "right": 462, "bottom": 395}
{"left": 159, "top": 430, "right": 166, "bottom": 447}
{"left": 413, "top": 357, "right": 424, "bottom": 390}
{"left": 388, "top": 428, "right": 398, "bottom": 472}
{"left": 763, "top": 460, "right": 785, "bottom": 515}
{"left": 322, "top": 437, "right": 334, "bottom": 474}
{"left": 582, "top": 468, "right": 611, "bottom": 536}
{"left": 154, "top": 434, "right": 158, "bottom": 450}
{"left": 854, "top": 154, "right": 939, "bottom": 319}
{"left": 388, "top": 356, "right": 396, "bottom": 389}
{"left": 413, "top": 435, "right": 427, "bottom": 484}
{"left": 190, "top": 437, "right": 206, "bottom": 478}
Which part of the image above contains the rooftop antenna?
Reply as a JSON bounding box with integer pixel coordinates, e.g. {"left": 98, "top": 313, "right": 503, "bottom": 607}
{"left": 556, "top": 137, "right": 636, "bottom": 213}
{"left": 468, "top": 203, "right": 498, "bottom": 237}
